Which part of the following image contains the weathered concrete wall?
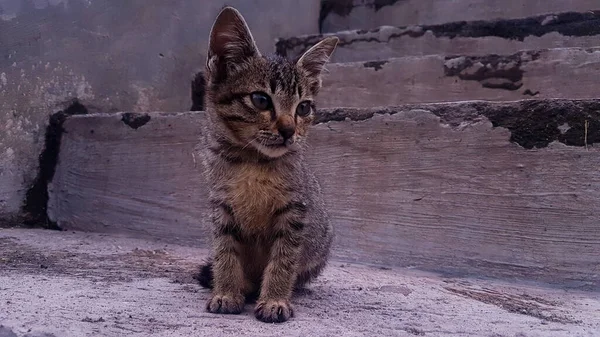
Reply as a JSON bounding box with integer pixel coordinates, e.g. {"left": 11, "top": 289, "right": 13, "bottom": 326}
{"left": 320, "top": 0, "right": 600, "bottom": 33}
{"left": 278, "top": 11, "right": 600, "bottom": 62}
{"left": 0, "top": 0, "right": 321, "bottom": 223}
{"left": 49, "top": 100, "right": 600, "bottom": 288}
{"left": 319, "top": 47, "right": 600, "bottom": 108}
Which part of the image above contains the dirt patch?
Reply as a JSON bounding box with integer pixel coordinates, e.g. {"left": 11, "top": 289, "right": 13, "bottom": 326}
{"left": 0, "top": 237, "right": 65, "bottom": 273}
{"left": 0, "top": 237, "right": 197, "bottom": 284}
{"left": 445, "top": 287, "right": 581, "bottom": 324}
{"left": 81, "top": 317, "right": 105, "bottom": 323}
{"left": 405, "top": 327, "right": 426, "bottom": 336}
{"left": 443, "top": 51, "right": 541, "bottom": 91}
{"left": 363, "top": 60, "right": 388, "bottom": 71}
{"left": 121, "top": 113, "right": 151, "bottom": 130}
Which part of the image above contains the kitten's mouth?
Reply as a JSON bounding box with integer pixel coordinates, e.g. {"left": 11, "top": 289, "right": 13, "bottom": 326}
{"left": 264, "top": 139, "right": 294, "bottom": 148}
{"left": 251, "top": 138, "right": 296, "bottom": 158}
{"left": 257, "top": 134, "right": 295, "bottom": 148}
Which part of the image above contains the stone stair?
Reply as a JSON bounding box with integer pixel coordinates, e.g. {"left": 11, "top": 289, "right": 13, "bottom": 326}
{"left": 49, "top": 99, "right": 600, "bottom": 289}
{"left": 282, "top": 6, "right": 600, "bottom": 137}
{"left": 279, "top": 10, "right": 600, "bottom": 62}
{"left": 44, "top": 2, "right": 600, "bottom": 290}
{"left": 319, "top": 47, "right": 600, "bottom": 107}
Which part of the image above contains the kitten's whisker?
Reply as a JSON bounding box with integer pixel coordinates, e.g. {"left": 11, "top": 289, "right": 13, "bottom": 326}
{"left": 242, "top": 135, "right": 261, "bottom": 150}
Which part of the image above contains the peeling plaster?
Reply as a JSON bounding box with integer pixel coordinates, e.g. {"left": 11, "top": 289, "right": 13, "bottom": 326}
{"left": 315, "top": 100, "right": 600, "bottom": 149}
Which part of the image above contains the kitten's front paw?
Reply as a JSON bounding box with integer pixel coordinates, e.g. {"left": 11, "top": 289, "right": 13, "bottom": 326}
{"left": 206, "top": 293, "right": 245, "bottom": 314}
{"left": 254, "top": 299, "right": 294, "bottom": 323}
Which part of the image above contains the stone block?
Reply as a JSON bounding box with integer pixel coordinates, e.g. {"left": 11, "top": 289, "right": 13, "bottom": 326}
{"left": 318, "top": 47, "right": 600, "bottom": 107}
{"left": 48, "top": 100, "right": 600, "bottom": 287}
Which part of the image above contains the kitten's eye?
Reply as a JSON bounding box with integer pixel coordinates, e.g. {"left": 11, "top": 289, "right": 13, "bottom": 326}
{"left": 296, "top": 101, "right": 312, "bottom": 117}
{"left": 250, "top": 92, "right": 272, "bottom": 110}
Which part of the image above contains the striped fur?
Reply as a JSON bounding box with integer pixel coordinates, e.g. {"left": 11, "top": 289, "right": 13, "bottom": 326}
{"left": 198, "top": 6, "right": 338, "bottom": 323}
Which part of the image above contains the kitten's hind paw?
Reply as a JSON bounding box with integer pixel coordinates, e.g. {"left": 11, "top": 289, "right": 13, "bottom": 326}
{"left": 254, "top": 299, "right": 294, "bottom": 323}
{"left": 206, "top": 294, "right": 245, "bottom": 314}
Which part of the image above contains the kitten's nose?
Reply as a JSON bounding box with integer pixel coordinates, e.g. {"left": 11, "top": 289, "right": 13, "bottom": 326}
{"left": 278, "top": 126, "right": 295, "bottom": 140}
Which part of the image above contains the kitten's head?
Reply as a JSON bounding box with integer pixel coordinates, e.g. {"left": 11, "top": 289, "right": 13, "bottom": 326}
{"left": 205, "top": 6, "right": 338, "bottom": 158}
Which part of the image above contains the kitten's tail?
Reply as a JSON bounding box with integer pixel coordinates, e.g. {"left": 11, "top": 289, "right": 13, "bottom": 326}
{"left": 194, "top": 260, "right": 214, "bottom": 289}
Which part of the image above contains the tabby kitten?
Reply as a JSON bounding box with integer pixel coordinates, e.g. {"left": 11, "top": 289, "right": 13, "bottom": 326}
{"left": 196, "top": 6, "right": 338, "bottom": 323}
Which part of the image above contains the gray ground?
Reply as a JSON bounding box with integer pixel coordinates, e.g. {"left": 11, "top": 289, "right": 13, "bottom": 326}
{"left": 1, "top": 228, "right": 599, "bottom": 337}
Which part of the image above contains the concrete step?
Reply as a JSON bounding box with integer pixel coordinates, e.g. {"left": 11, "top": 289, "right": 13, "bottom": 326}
{"left": 278, "top": 11, "right": 600, "bottom": 63}
{"left": 48, "top": 99, "right": 600, "bottom": 289}
{"left": 318, "top": 47, "right": 600, "bottom": 108}
{"left": 320, "top": 0, "right": 600, "bottom": 33}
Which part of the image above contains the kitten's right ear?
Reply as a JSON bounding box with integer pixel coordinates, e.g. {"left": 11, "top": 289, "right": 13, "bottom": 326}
{"left": 296, "top": 36, "right": 338, "bottom": 79}
{"left": 207, "top": 6, "right": 260, "bottom": 77}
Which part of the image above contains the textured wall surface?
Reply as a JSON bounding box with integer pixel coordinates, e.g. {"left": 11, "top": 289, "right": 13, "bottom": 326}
{"left": 0, "top": 0, "right": 321, "bottom": 222}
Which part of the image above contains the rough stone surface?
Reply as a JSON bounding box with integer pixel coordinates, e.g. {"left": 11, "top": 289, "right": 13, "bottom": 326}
{"left": 0, "top": 0, "right": 321, "bottom": 223}
{"left": 319, "top": 47, "right": 600, "bottom": 107}
{"left": 47, "top": 100, "right": 600, "bottom": 288}
{"left": 278, "top": 11, "right": 600, "bottom": 62}
{"left": 320, "top": 0, "right": 600, "bottom": 33}
{"left": 1, "top": 228, "right": 600, "bottom": 336}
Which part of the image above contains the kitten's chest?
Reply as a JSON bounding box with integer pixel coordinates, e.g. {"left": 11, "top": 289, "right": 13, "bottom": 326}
{"left": 225, "top": 164, "right": 289, "bottom": 231}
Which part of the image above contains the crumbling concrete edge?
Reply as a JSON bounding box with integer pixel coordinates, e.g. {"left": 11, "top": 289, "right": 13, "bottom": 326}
{"left": 318, "top": 0, "right": 401, "bottom": 33}
{"left": 314, "top": 99, "right": 600, "bottom": 149}
{"left": 49, "top": 98, "right": 600, "bottom": 151}
{"left": 9, "top": 71, "right": 208, "bottom": 229}
{"left": 19, "top": 100, "right": 89, "bottom": 229}
{"left": 278, "top": 10, "right": 600, "bottom": 58}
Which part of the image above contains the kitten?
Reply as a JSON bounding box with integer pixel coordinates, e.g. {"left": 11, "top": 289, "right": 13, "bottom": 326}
{"left": 196, "top": 6, "right": 338, "bottom": 323}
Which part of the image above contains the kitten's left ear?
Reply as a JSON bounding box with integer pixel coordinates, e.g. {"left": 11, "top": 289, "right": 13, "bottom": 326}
{"left": 296, "top": 36, "right": 339, "bottom": 78}
{"left": 207, "top": 6, "right": 260, "bottom": 76}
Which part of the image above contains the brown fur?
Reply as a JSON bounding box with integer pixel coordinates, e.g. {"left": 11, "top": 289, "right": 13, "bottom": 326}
{"left": 227, "top": 162, "right": 289, "bottom": 232}
{"left": 198, "top": 6, "right": 338, "bottom": 323}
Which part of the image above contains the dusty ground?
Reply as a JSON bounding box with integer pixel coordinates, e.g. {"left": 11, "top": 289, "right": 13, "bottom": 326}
{"left": 0, "top": 228, "right": 599, "bottom": 337}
